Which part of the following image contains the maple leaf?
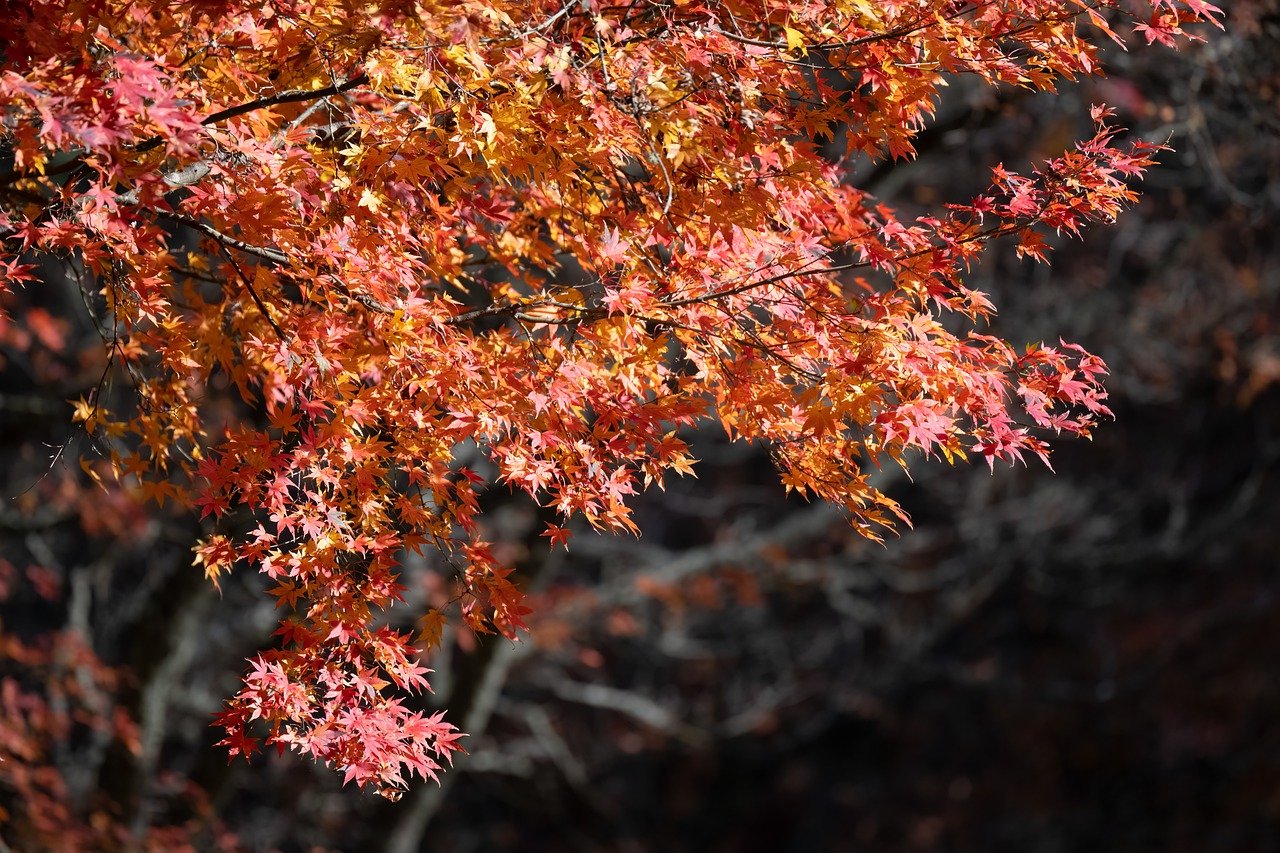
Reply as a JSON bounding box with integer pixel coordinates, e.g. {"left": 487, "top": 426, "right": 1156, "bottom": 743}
{"left": 216, "top": 725, "right": 260, "bottom": 761}
{"left": 598, "top": 226, "right": 628, "bottom": 266}
{"left": 415, "top": 609, "right": 447, "bottom": 650}
{"left": 541, "top": 523, "right": 572, "bottom": 550}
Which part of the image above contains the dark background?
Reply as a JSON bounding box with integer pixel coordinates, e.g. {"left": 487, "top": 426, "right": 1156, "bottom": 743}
{"left": 2, "top": 3, "right": 1279, "bottom": 850}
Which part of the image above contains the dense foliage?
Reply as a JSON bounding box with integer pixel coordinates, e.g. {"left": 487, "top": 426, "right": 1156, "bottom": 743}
{"left": 0, "top": 0, "right": 1219, "bottom": 820}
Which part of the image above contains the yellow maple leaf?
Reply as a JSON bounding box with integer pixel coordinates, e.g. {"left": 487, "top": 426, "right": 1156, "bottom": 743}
{"left": 784, "top": 26, "right": 806, "bottom": 53}
{"left": 416, "top": 609, "right": 447, "bottom": 650}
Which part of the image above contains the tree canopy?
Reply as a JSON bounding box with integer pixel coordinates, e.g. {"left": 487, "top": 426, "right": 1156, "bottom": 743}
{"left": 0, "top": 0, "right": 1220, "bottom": 802}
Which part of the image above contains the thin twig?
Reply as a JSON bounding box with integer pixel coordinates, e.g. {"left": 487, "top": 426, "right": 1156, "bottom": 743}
{"left": 505, "top": 1, "right": 578, "bottom": 40}
{"left": 218, "top": 246, "right": 288, "bottom": 342}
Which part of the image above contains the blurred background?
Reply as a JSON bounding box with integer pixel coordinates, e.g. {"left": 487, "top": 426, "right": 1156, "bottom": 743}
{"left": 3, "top": 2, "right": 1279, "bottom": 850}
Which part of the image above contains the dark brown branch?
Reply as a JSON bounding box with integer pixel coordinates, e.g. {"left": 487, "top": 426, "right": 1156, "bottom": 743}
{"left": 446, "top": 301, "right": 529, "bottom": 325}
{"left": 199, "top": 73, "right": 370, "bottom": 128}
{"left": 135, "top": 74, "right": 370, "bottom": 153}
{"left": 664, "top": 223, "right": 1019, "bottom": 308}
{"left": 159, "top": 212, "right": 291, "bottom": 266}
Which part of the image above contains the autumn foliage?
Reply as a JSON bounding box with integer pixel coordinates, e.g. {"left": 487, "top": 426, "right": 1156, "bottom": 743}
{"left": 0, "top": 0, "right": 1219, "bottom": 801}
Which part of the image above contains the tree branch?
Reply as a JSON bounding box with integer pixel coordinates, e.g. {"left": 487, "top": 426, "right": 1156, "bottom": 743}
{"left": 216, "top": 244, "right": 288, "bottom": 342}
{"left": 159, "top": 212, "right": 291, "bottom": 266}
{"left": 135, "top": 74, "right": 370, "bottom": 153}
